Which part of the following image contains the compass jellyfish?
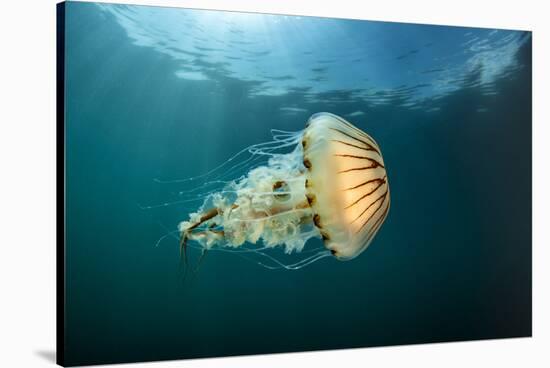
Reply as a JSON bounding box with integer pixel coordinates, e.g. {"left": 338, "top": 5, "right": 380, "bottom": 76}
{"left": 153, "top": 113, "right": 390, "bottom": 270}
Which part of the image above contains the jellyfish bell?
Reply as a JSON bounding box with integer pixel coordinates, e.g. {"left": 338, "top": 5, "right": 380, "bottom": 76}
{"left": 175, "top": 112, "right": 390, "bottom": 269}
{"left": 302, "top": 113, "right": 390, "bottom": 260}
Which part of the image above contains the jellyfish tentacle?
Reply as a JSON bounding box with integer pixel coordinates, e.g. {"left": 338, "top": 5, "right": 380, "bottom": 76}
{"left": 154, "top": 229, "right": 179, "bottom": 248}
{"left": 158, "top": 225, "right": 329, "bottom": 271}
{"left": 138, "top": 189, "right": 242, "bottom": 210}
{"left": 188, "top": 134, "right": 299, "bottom": 185}
{"left": 244, "top": 249, "right": 331, "bottom": 270}
{"left": 154, "top": 132, "right": 302, "bottom": 185}
{"left": 193, "top": 248, "right": 209, "bottom": 274}
{"left": 172, "top": 179, "right": 234, "bottom": 196}
{"left": 179, "top": 231, "right": 188, "bottom": 268}
{"left": 145, "top": 134, "right": 304, "bottom": 214}
{"left": 179, "top": 207, "right": 217, "bottom": 263}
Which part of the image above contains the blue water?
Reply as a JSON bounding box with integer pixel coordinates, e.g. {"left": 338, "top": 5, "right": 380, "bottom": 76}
{"left": 63, "top": 2, "right": 532, "bottom": 366}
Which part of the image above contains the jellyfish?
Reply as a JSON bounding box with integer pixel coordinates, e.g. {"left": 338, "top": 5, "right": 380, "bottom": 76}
{"left": 164, "top": 112, "right": 389, "bottom": 270}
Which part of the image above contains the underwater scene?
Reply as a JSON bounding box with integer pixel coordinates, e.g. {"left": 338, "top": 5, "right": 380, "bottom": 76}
{"left": 62, "top": 1, "right": 532, "bottom": 366}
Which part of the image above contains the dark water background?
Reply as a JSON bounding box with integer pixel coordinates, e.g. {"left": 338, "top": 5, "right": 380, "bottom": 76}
{"left": 63, "top": 2, "right": 532, "bottom": 366}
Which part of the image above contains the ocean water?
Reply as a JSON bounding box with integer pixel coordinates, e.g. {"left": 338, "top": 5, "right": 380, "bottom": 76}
{"left": 62, "top": 2, "right": 532, "bottom": 366}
